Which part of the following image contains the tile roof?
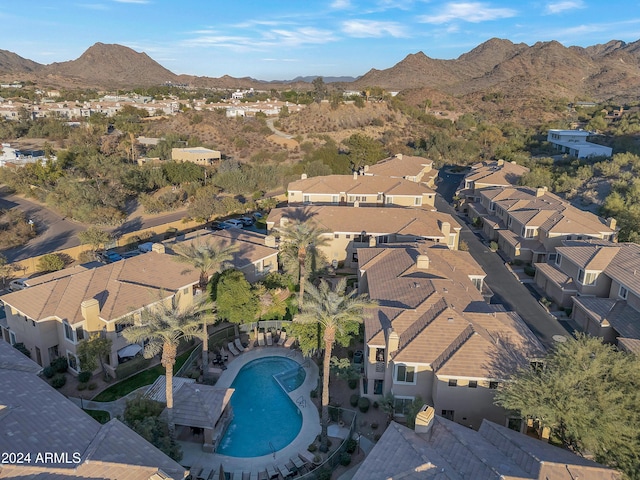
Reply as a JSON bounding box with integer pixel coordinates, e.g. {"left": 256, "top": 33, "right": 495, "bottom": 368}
{"left": 365, "top": 153, "right": 434, "bottom": 179}
{"left": 573, "top": 296, "right": 640, "bottom": 339}
{"left": 533, "top": 262, "right": 577, "bottom": 290}
{"left": 171, "top": 383, "right": 234, "bottom": 429}
{"left": 1, "top": 251, "right": 200, "bottom": 324}
{"left": 352, "top": 417, "right": 621, "bottom": 480}
{"left": 0, "top": 341, "right": 186, "bottom": 479}
{"left": 287, "top": 174, "right": 435, "bottom": 197}
{"left": 464, "top": 160, "right": 530, "bottom": 188}
{"left": 267, "top": 205, "right": 460, "bottom": 240}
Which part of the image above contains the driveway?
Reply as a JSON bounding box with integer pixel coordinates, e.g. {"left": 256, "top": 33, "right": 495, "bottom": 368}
{"left": 435, "top": 172, "right": 571, "bottom": 350}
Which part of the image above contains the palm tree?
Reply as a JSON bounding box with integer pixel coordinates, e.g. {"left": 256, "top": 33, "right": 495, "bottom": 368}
{"left": 174, "top": 240, "right": 237, "bottom": 371}
{"left": 122, "top": 297, "right": 205, "bottom": 435}
{"left": 295, "top": 278, "right": 376, "bottom": 452}
{"left": 276, "top": 219, "right": 329, "bottom": 309}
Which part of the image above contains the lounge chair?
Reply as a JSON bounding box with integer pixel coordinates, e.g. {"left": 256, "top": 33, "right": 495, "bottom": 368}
{"left": 266, "top": 465, "right": 278, "bottom": 479}
{"left": 250, "top": 473, "right": 258, "bottom": 480}
{"left": 283, "top": 336, "right": 295, "bottom": 348}
{"left": 277, "top": 331, "right": 287, "bottom": 346}
{"left": 234, "top": 337, "right": 246, "bottom": 352}
{"left": 258, "top": 331, "right": 265, "bottom": 346}
{"left": 298, "top": 450, "right": 315, "bottom": 465}
{"left": 277, "top": 463, "right": 293, "bottom": 478}
{"left": 291, "top": 456, "right": 305, "bottom": 472}
{"left": 266, "top": 331, "right": 273, "bottom": 346}
{"left": 228, "top": 342, "right": 240, "bottom": 356}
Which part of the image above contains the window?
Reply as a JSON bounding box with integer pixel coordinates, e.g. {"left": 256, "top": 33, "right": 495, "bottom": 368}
{"left": 377, "top": 235, "right": 389, "bottom": 244}
{"left": 577, "top": 269, "right": 598, "bottom": 286}
{"left": 523, "top": 227, "right": 537, "bottom": 238}
{"left": 373, "top": 379, "right": 383, "bottom": 395}
{"left": 555, "top": 254, "right": 562, "bottom": 266}
{"left": 489, "top": 202, "right": 495, "bottom": 211}
{"left": 414, "top": 197, "right": 422, "bottom": 206}
{"left": 361, "top": 196, "right": 367, "bottom": 202}
{"left": 332, "top": 195, "right": 338, "bottom": 204}
{"left": 619, "top": 285, "right": 629, "bottom": 299}
{"left": 441, "top": 410, "right": 455, "bottom": 421}
{"left": 448, "top": 379, "right": 457, "bottom": 387}
{"left": 468, "top": 380, "right": 478, "bottom": 388}
{"left": 303, "top": 195, "right": 310, "bottom": 203}
{"left": 471, "top": 277, "right": 483, "bottom": 291}
{"left": 352, "top": 252, "right": 358, "bottom": 262}
{"left": 63, "top": 322, "right": 74, "bottom": 342}
{"left": 377, "top": 193, "right": 383, "bottom": 201}
{"left": 334, "top": 233, "right": 339, "bottom": 239}
{"left": 385, "top": 197, "right": 392, "bottom": 204}
{"left": 9, "top": 331, "right": 16, "bottom": 346}
{"left": 345, "top": 234, "right": 351, "bottom": 239}
{"left": 395, "top": 364, "right": 416, "bottom": 383}
{"left": 507, "top": 217, "right": 512, "bottom": 227}
{"left": 548, "top": 253, "right": 557, "bottom": 263}
{"left": 76, "top": 326, "right": 85, "bottom": 342}
{"left": 375, "top": 348, "right": 385, "bottom": 362}
{"left": 67, "top": 352, "right": 78, "bottom": 372}
{"left": 116, "top": 320, "right": 133, "bottom": 337}
{"left": 489, "top": 381, "right": 499, "bottom": 389}
{"left": 48, "top": 345, "right": 59, "bottom": 360}
{"left": 394, "top": 397, "right": 415, "bottom": 416}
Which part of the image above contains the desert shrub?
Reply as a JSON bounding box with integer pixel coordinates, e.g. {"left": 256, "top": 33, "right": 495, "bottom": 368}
{"left": 77, "top": 383, "right": 87, "bottom": 391}
{"left": 339, "top": 452, "right": 352, "bottom": 466}
{"left": 371, "top": 422, "right": 379, "bottom": 430}
{"left": 489, "top": 241, "right": 498, "bottom": 252}
{"left": 51, "top": 357, "right": 68, "bottom": 373}
{"left": 37, "top": 253, "right": 65, "bottom": 272}
{"left": 13, "top": 342, "right": 30, "bottom": 358}
{"left": 78, "top": 371, "right": 91, "bottom": 383}
{"left": 328, "top": 405, "right": 340, "bottom": 422}
{"left": 307, "top": 443, "right": 317, "bottom": 452}
{"left": 358, "top": 397, "right": 370, "bottom": 413}
{"left": 345, "top": 438, "right": 357, "bottom": 454}
{"left": 51, "top": 374, "right": 66, "bottom": 389}
{"left": 348, "top": 378, "right": 358, "bottom": 389}
{"left": 350, "top": 394, "right": 360, "bottom": 407}
{"left": 524, "top": 265, "right": 536, "bottom": 276}
{"left": 42, "top": 366, "right": 56, "bottom": 379}
{"left": 87, "top": 382, "right": 98, "bottom": 390}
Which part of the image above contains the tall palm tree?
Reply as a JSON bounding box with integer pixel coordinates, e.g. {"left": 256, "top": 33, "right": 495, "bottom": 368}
{"left": 122, "top": 297, "right": 204, "bottom": 435}
{"left": 277, "top": 219, "right": 329, "bottom": 309}
{"left": 174, "top": 240, "right": 237, "bottom": 371}
{"left": 295, "top": 278, "right": 376, "bottom": 452}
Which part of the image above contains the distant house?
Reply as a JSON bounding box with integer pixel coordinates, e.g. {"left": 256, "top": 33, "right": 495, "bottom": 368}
{"left": 287, "top": 173, "right": 436, "bottom": 208}
{"left": 362, "top": 153, "right": 437, "bottom": 186}
{"left": 352, "top": 407, "right": 621, "bottom": 480}
{"left": 456, "top": 159, "right": 530, "bottom": 210}
{"left": 171, "top": 147, "right": 221, "bottom": 166}
{"left": 547, "top": 129, "right": 612, "bottom": 158}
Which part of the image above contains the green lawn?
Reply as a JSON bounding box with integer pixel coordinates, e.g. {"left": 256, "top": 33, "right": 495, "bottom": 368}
{"left": 84, "top": 409, "right": 110, "bottom": 424}
{"left": 92, "top": 347, "right": 196, "bottom": 402}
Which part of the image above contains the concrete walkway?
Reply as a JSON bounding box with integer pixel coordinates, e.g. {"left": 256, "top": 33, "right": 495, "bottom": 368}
{"left": 68, "top": 385, "right": 151, "bottom": 420}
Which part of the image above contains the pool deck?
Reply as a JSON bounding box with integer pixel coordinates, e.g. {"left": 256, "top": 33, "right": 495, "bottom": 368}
{"left": 179, "top": 346, "right": 321, "bottom": 475}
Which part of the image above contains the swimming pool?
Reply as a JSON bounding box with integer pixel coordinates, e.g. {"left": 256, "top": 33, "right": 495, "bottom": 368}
{"left": 217, "top": 356, "right": 306, "bottom": 457}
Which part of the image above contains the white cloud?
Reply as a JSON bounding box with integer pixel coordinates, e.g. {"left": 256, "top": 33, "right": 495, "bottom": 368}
{"left": 419, "top": 2, "right": 517, "bottom": 23}
{"left": 342, "top": 20, "right": 407, "bottom": 38}
{"left": 183, "top": 27, "right": 336, "bottom": 51}
{"left": 545, "top": 1, "right": 585, "bottom": 15}
{"left": 331, "top": 0, "right": 351, "bottom": 8}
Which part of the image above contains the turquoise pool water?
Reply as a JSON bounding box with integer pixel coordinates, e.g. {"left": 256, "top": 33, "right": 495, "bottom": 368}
{"left": 217, "top": 356, "right": 306, "bottom": 457}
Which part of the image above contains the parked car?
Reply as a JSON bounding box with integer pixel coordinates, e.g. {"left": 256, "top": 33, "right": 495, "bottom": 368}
{"left": 209, "top": 221, "right": 223, "bottom": 231}
{"left": 353, "top": 350, "right": 364, "bottom": 364}
{"left": 9, "top": 278, "right": 28, "bottom": 291}
{"left": 221, "top": 219, "right": 244, "bottom": 229}
{"left": 103, "top": 251, "right": 123, "bottom": 263}
{"left": 239, "top": 216, "right": 255, "bottom": 226}
{"left": 138, "top": 242, "right": 154, "bottom": 253}
{"left": 252, "top": 212, "right": 263, "bottom": 220}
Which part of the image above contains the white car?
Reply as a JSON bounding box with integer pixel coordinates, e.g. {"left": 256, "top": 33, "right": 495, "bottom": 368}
{"left": 9, "top": 278, "right": 28, "bottom": 291}
{"left": 221, "top": 219, "right": 244, "bottom": 229}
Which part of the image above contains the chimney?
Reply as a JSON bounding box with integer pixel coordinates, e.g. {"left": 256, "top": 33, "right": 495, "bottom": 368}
{"left": 607, "top": 217, "right": 617, "bottom": 230}
{"left": 417, "top": 254, "right": 430, "bottom": 269}
{"left": 497, "top": 159, "right": 504, "bottom": 166}
{"left": 387, "top": 328, "right": 399, "bottom": 354}
{"left": 353, "top": 171, "right": 358, "bottom": 180}
{"left": 369, "top": 236, "right": 377, "bottom": 247}
{"left": 81, "top": 298, "right": 100, "bottom": 326}
{"left": 535, "top": 187, "right": 547, "bottom": 197}
{"left": 440, "top": 221, "right": 451, "bottom": 239}
{"left": 414, "top": 405, "right": 435, "bottom": 434}
{"left": 301, "top": 173, "right": 307, "bottom": 180}
{"left": 363, "top": 165, "right": 369, "bottom": 173}
{"left": 264, "top": 235, "right": 277, "bottom": 247}
{"left": 395, "top": 153, "right": 403, "bottom": 160}
{"left": 152, "top": 243, "right": 165, "bottom": 254}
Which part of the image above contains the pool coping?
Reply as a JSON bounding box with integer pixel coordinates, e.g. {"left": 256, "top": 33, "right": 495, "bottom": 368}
{"left": 178, "top": 347, "right": 321, "bottom": 475}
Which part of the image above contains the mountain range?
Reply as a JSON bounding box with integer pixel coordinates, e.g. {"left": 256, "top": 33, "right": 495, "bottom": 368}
{"left": 1, "top": 39, "right": 640, "bottom": 102}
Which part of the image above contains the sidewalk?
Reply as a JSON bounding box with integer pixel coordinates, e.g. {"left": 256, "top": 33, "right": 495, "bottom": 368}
{"left": 68, "top": 385, "right": 150, "bottom": 420}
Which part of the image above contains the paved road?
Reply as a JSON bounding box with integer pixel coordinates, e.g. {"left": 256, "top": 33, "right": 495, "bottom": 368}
{"left": 0, "top": 186, "right": 191, "bottom": 263}
{"left": 435, "top": 170, "right": 571, "bottom": 350}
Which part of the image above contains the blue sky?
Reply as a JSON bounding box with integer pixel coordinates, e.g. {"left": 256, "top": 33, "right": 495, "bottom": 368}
{"left": 2, "top": 1, "right": 640, "bottom": 80}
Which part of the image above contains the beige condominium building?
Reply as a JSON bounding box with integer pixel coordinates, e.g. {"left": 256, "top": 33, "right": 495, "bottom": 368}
{"left": 361, "top": 153, "right": 437, "bottom": 186}
{"left": 267, "top": 205, "right": 461, "bottom": 268}
{"left": 171, "top": 146, "right": 221, "bottom": 165}
{"left": 468, "top": 186, "right": 617, "bottom": 263}
{"left": 357, "top": 241, "right": 544, "bottom": 430}
{"left": 287, "top": 173, "right": 436, "bottom": 208}
{"left": 0, "top": 231, "right": 278, "bottom": 376}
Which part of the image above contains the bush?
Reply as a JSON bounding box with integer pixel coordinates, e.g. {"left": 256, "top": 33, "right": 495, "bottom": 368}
{"left": 42, "top": 366, "right": 56, "bottom": 379}
{"left": 310, "top": 388, "right": 318, "bottom": 398}
{"left": 78, "top": 371, "right": 92, "bottom": 383}
{"left": 339, "top": 452, "right": 351, "bottom": 466}
{"left": 13, "top": 342, "right": 31, "bottom": 358}
{"left": 328, "top": 405, "right": 340, "bottom": 422}
{"left": 51, "top": 357, "right": 68, "bottom": 373}
{"left": 350, "top": 394, "right": 360, "bottom": 407}
{"left": 51, "top": 374, "right": 66, "bottom": 389}
{"left": 345, "top": 438, "right": 357, "bottom": 454}
{"left": 489, "top": 241, "right": 499, "bottom": 252}
{"left": 371, "top": 422, "right": 379, "bottom": 430}
{"left": 87, "top": 382, "right": 98, "bottom": 390}
{"left": 307, "top": 443, "right": 317, "bottom": 452}
{"left": 524, "top": 265, "right": 536, "bottom": 277}
{"left": 348, "top": 378, "right": 358, "bottom": 389}
{"left": 77, "top": 383, "right": 87, "bottom": 391}
{"left": 358, "top": 397, "right": 370, "bottom": 413}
